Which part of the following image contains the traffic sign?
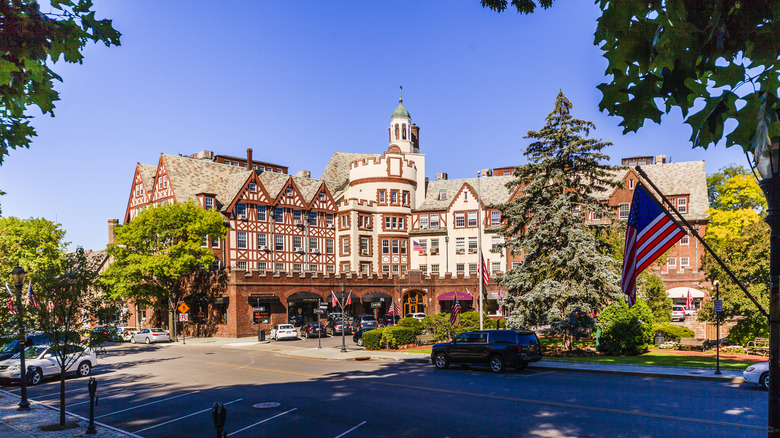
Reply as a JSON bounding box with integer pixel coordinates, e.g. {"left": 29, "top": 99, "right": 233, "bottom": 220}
{"left": 179, "top": 313, "right": 189, "bottom": 322}
{"left": 320, "top": 303, "right": 328, "bottom": 309}
{"left": 314, "top": 309, "right": 326, "bottom": 314}
{"left": 178, "top": 303, "right": 190, "bottom": 314}
{"left": 371, "top": 302, "right": 382, "bottom": 309}
{"left": 714, "top": 299, "right": 723, "bottom": 313}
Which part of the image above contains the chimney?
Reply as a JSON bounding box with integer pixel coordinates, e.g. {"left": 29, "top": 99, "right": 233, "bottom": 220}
{"left": 246, "top": 148, "right": 253, "bottom": 166}
{"left": 296, "top": 170, "right": 311, "bottom": 178}
{"left": 480, "top": 169, "right": 493, "bottom": 177}
{"left": 655, "top": 154, "right": 667, "bottom": 164}
{"left": 411, "top": 124, "right": 420, "bottom": 152}
{"left": 108, "top": 219, "right": 119, "bottom": 246}
{"left": 436, "top": 172, "right": 448, "bottom": 181}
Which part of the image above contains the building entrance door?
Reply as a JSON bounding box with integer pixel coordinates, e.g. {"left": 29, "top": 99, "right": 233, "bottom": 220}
{"left": 403, "top": 291, "right": 425, "bottom": 316}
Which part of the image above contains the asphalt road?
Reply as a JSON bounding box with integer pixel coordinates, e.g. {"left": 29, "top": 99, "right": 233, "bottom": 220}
{"left": 1, "top": 337, "right": 769, "bottom": 438}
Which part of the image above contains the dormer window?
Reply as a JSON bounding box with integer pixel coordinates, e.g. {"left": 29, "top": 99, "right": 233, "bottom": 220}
{"left": 236, "top": 203, "right": 247, "bottom": 219}
{"left": 319, "top": 192, "right": 326, "bottom": 201}
{"left": 205, "top": 197, "right": 214, "bottom": 211}
{"left": 249, "top": 183, "right": 257, "bottom": 192}
{"left": 285, "top": 188, "right": 293, "bottom": 197}
{"left": 439, "top": 190, "right": 447, "bottom": 200}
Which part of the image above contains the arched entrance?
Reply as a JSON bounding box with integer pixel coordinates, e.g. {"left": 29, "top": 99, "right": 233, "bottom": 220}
{"left": 403, "top": 291, "right": 425, "bottom": 316}
{"left": 666, "top": 287, "right": 706, "bottom": 310}
{"left": 287, "top": 291, "right": 324, "bottom": 326}
{"left": 362, "top": 291, "right": 394, "bottom": 317}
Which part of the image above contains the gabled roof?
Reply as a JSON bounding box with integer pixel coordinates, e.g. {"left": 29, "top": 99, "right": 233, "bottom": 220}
{"left": 161, "top": 154, "right": 248, "bottom": 204}
{"left": 415, "top": 176, "right": 515, "bottom": 212}
{"left": 320, "top": 152, "right": 380, "bottom": 190}
{"left": 639, "top": 160, "right": 709, "bottom": 220}
{"left": 258, "top": 171, "right": 290, "bottom": 200}
{"left": 138, "top": 164, "right": 157, "bottom": 191}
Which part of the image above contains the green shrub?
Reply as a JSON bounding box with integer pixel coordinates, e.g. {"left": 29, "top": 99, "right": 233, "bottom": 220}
{"left": 652, "top": 323, "right": 694, "bottom": 342}
{"left": 458, "top": 311, "right": 495, "bottom": 332}
{"left": 380, "top": 327, "right": 418, "bottom": 349}
{"left": 362, "top": 328, "right": 385, "bottom": 350}
{"left": 398, "top": 317, "right": 423, "bottom": 334}
{"left": 727, "top": 317, "right": 769, "bottom": 346}
{"left": 422, "top": 313, "right": 454, "bottom": 341}
{"left": 597, "top": 299, "right": 653, "bottom": 356}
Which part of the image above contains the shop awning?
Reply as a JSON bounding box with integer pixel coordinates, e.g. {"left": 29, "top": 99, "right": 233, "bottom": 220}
{"left": 287, "top": 291, "right": 324, "bottom": 303}
{"left": 437, "top": 291, "right": 473, "bottom": 301}
{"left": 362, "top": 291, "right": 393, "bottom": 302}
{"left": 666, "top": 287, "right": 706, "bottom": 299}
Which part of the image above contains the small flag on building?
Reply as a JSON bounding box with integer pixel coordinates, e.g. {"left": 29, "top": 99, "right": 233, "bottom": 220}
{"left": 331, "top": 291, "right": 338, "bottom": 308}
{"left": 27, "top": 284, "right": 38, "bottom": 308}
{"left": 481, "top": 253, "right": 490, "bottom": 288}
{"left": 388, "top": 301, "right": 401, "bottom": 315}
{"left": 413, "top": 241, "right": 426, "bottom": 254}
{"left": 450, "top": 294, "right": 461, "bottom": 325}
{"left": 622, "top": 184, "right": 686, "bottom": 307}
{"left": 685, "top": 289, "right": 693, "bottom": 310}
{"left": 346, "top": 293, "right": 352, "bottom": 306}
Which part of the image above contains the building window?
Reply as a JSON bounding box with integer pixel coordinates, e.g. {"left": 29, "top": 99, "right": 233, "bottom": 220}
{"left": 591, "top": 210, "right": 601, "bottom": 221}
{"left": 677, "top": 197, "right": 688, "bottom": 213}
{"left": 257, "top": 233, "right": 267, "bottom": 248}
{"left": 438, "top": 189, "right": 447, "bottom": 200}
{"left": 492, "top": 262, "right": 500, "bottom": 274}
{"left": 309, "top": 264, "right": 318, "bottom": 272}
{"left": 619, "top": 203, "right": 630, "bottom": 219}
{"left": 319, "top": 192, "right": 326, "bottom": 201}
{"left": 327, "top": 265, "right": 335, "bottom": 273}
{"left": 430, "top": 239, "right": 440, "bottom": 255}
{"left": 455, "top": 212, "right": 465, "bottom": 228}
{"left": 680, "top": 257, "right": 690, "bottom": 267}
{"left": 492, "top": 236, "right": 501, "bottom": 251}
{"left": 341, "top": 262, "right": 350, "bottom": 273}
{"left": 430, "top": 215, "right": 439, "bottom": 229}
{"left": 237, "top": 261, "right": 247, "bottom": 270}
{"left": 275, "top": 262, "right": 285, "bottom": 272}
{"left": 680, "top": 235, "right": 689, "bottom": 245}
{"left": 391, "top": 191, "right": 398, "bottom": 205}
{"left": 257, "top": 205, "right": 267, "bottom": 221}
{"left": 491, "top": 210, "right": 500, "bottom": 226}
{"left": 341, "top": 237, "right": 349, "bottom": 255}
{"left": 382, "top": 239, "right": 390, "bottom": 254}
{"left": 293, "top": 236, "right": 302, "bottom": 251}
{"left": 420, "top": 265, "right": 428, "bottom": 274}
{"left": 205, "top": 197, "right": 214, "bottom": 210}
{"left": 201, "top": 236, "right": 208, "bottom": 247}
{"left": 468, "top": 211, "right": 478, "bottom": 227}
{"left": 326, "top": 213, "right": 334, "bottom": 227}
{"left": 392, "top": 265, "right": 400, "bottom": 274}
{"left": 236, "top": 203, "right": 247, "bottom": 218}
{"left": 456, "top": 238, "right": 465, "bottom": 254}
{"left": 629, "top": 179, "right": 635, "bottom": 189}
{"left": 275, "top": 235, "right": 284, "bottom": 251}
{"left": 382, "top": 265, "right": 391, "bottom": 274}
{"left": 667, "top": 257, "right": 676, "bottom": 268}
{"left": 285, "top": 187, "right": 293, "bottom": 197}
{"left": 258, "top": 262, "right": 266, "bottom": 272}
{"left": 391, "top": 239, "right": 399, "bottom": 254}
{"left": 237, "top": 232, "right": 247, "bottom": 249}
{"left": 378, "top": 190, "right": 386, "bottom": 204}
{"left": 419, "top": 239, "right": 427, "bottom": 253}
{"left": 249, "top": 183, "right": 257, "bottom": 192}
{"left": 400, "top": 239, "right": 407, "bottom": 255}
{"left": 512, "top": 262, "right": 522, "bottom": 270}
{"left": 326, "top": 239, "right": 334, "bottom": 254}
{"left": 309, "top": 212, "right": 318, "bottom": 226}
{"left": 402, "top": 191, "right": 409, "bottom": 206}
{"left": 468, "top": 238, "right": 478, "bottom": 254}
{"left": 309, "top": 237, "right": 318, "bottom": 250}
{"left": 420, "top": 215, "right": 428, "bottom": 230}
{"left": 469, "top": 263, "right": 478, "bottom": 275}
{"left": 431, "top": 264, "right": 440, "bottom": 274}
{"left": 211, "top": 236, "right": 220, "bottom": 248}
{"left": 293, "top": 263, "right": 302, "bottom": 272}
{"left": 274, "top": 207, "right": 284, "bottom": 223}
{"left": 293, "top": 209, "right": 302, "bottom": 222}
{"left": 340, "top": 214, "right": 348, "bottom": 229}
{"left": 360, "top": 237, "right": 370, "bottom": 255}
{"left": 456, "top": 264, "right": 465, "bottom": 275}
{"left": 360, "top": 262, "right": 370, "bottom": 274}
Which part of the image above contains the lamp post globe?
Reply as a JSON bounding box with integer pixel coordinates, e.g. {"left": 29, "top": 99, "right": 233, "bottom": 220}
{"left": 11, "top": 266, "right": 26, "bottom": 287}
{"left": 754, "top": 135, "right": 780, "bottom": 438}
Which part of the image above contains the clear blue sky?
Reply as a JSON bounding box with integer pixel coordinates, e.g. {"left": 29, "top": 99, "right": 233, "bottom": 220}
{"left": 0, "top": 1, "right": 749, "bottom": 251}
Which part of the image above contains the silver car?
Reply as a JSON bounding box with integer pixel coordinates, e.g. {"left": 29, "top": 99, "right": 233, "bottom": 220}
{"left": 130, "top": 328, "right": 171, "bottom": 344}
{"left": 744, "top": 361, "right": 769, "bottom": 390}
{"left": 0, "top": 345, "right": 97, "bottom": 386}
{"left": 270, "top": 324, "right": 298, "bottom": 341}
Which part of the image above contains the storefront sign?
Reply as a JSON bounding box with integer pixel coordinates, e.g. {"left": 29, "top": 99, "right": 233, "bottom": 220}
{"left": 371, "top": 302, "right": 382, "bottom": 309}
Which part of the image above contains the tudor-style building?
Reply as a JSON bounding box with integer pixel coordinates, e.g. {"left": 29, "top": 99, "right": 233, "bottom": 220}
{"left": 119, "top": 97, "right": 711, "bottom": 337}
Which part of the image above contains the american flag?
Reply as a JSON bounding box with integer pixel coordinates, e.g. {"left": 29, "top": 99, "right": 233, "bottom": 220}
{"left": 412, "top": 241, "right": 426, "bottom": 254}
{"left": 331, "top": 291, "right": 338, "bottom": 308}
{"left": 388, "top": 301, "right": 401, "bottom": 315}
{"left": 480, "top": 253, "right": 490, "bottom": 288}
{"left": 449, "top": 294, "right": 461, "bottom": 325}
{"left": 345, "top": 293, "right": 352, "bottom": 306}
{"left": 622, "top": 184, "right": 685, "bottom": 306}
{"left": 685, "top": 289, "right": 693, "bottom": 310}
{"left": 5, "top": 283, "right": 16, "bottom": 315}
{"left": 27, "top": 284, "right": 38, "bottom": 308}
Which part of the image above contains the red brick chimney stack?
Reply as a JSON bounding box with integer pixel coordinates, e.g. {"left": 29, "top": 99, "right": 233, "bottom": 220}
{"left": 107, "top": 218, "right": 119, "bottom": 246}
{"left": 247, "top": 148, "right": 253, "bottom": 167}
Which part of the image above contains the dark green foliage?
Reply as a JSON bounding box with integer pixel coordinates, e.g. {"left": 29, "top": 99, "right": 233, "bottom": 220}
{"left": 498, "top": 92, "right": 622, "bottom": 329}
{"left": 550, "top": 308, "right": 595, "bottom": 350}
{"left": 639, "top": 273, "right": 672, "bottom": 323}
{"left": 362, "top": 329, "right": 384, "bottom": 350}
{"left": 727, "top": 318, "right": 769, "bottom": 347}
{"left": 481, "top": 0, "right": 553, "bottom": 14}
{"left": 397, "top": 317, "right": 423, "bottom": 334}
{"left": 379, "top": 327, "right": 418, "bottom": 349}
{"left": 458, "top": 311, "right": 495, "bottom": 332}
{"left": 652, "top": 323, "right": 694, "bottom": 342}
{"left": 597, "top": 299, "right": 653, "bottom": 356}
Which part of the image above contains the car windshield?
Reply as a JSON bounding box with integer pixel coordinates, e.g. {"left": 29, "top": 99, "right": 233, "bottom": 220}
{"left": 1, "top": 341, "right": 19, "bottom": 353}
{"left": 12, "top": 346, "right": 47, "bottom": 359}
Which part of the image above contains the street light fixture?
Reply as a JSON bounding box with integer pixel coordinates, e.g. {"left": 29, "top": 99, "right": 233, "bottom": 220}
{"left": 713, "top": 280, "right": 721, "bottom": 375}
{"left": 340, "top": 282, "right": 347, "bottom": 353}
{"left": 753, "top": 134, "right": 780, "bottom": 438}
{"left": 10, "top": 266, "right": 30, "bottom": 411}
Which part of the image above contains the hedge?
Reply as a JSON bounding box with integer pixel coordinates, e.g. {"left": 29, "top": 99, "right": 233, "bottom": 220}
{"left": 652, "top": 323, "right": 694, "bottom": 342}
{"left": 362, "top": 327, "right": 418, "bottom": 350}
{"left": 362, "top": 329, "right": 385, "bottom": 350}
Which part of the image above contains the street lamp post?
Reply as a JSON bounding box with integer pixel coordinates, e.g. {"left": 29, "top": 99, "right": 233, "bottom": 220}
{"left": 754, "top": 135, "right": 780, "bottom": 438}
{"left": 340, "top": 282, "right": 347, "bottom": 353}
{"left": 714, "top": 280, "right": 721, "bottom": 375}
{"left": 11, "top": 266, "right": 30, "bottom": 411}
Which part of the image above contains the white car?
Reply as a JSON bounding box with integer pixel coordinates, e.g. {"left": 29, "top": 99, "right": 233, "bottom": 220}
{"left": 671, "top": 305, "right": 686, "bottom": 321}
{"left": 744, "top": 361, "right": 769, "bottom": 390}
{"left": 405, "top": 313, "right": 426, "bottom": 321}
{"left": 116, "top": 327, "right": 138, "bottom": 342}
{"left": 130, "top": 328, "right": 171, "bottom": 344}
{"left": 270, "top": 324, "right": 298, "bottom": 341}
{"left": 0, "top": 345, "right": 96, "bottom": 386}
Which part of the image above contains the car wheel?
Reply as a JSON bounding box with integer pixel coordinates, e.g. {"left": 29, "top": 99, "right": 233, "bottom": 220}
{"left": 130, "top": 337, "right": 136, "bottom": 344}
{"left": 77, "top": 362, "right": 92, "bottom": 377}
{"left": 434, "top": 352, "right": 449, "bottom": 369}
{"left": 515, "top": 362, "right": 528, "bottom": 371}
{"left": 356, "top": 338, "right": 363, "bottom": 347}
{"left": 28, "top": 368, "right": 42, "bottom": 386}
{"left": 489, "top": 355, "right": 505, "bottom": 373}
{"left": 145, "top": 337, "right": 151, "bottom": 344}
{"left": 762, "top": 372, "right": 770, "bottom": 390}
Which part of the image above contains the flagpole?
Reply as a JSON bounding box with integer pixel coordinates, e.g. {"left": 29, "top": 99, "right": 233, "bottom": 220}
{"left": 477, "top": 170, "right": 484, "bottom": 330}
{"left": 339, "top": 283, "right": 347, "bottom": 353}
{"left": 636, "top": 166, "right": 769, "bottom": 318}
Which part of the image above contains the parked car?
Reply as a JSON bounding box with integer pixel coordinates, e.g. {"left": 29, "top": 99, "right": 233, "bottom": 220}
{"left": 431, "top": 329, "right": 542, "bottom": 373}
{"left": 116, "top": 327, "right": 138, "bottom": 342}
{"left": 672, "top": 305, "right": 686, "bottom": 321}
{"left": 353, "top": 328, "right": 375, "bottom": 347}
{"left": 326, "top": 320, "right": 352, "bottom": 336}
{"left": 0, "top": 344, "right": 97, "bottom": 386}
{"left": 130, "top": 328, "right": 171, "bottom": 344}
{"left": 744, "top": 361, "right": 769, "bottom": 390}
{"left": 270, "top": 324, "right": 298, "bottom": 341}
{"left": 381, "top": 314, "right": 401, "bottom": 327}
{"left": 0, "top": 333, "right": 55, "bottom": 360}
{"left": 405, "top": 313, "right": 426, "bottom": 321}
{"left": 684, "top": 307, "right": 697, "bottom": 317}
{"left": 85, "top": 326, "right": 120, "bottom": 345}
{"left": 302, "top": 322, "right": 327, "bottom": 339}
{"left": 352, "top": 315, "right": 378, "bottom": 331}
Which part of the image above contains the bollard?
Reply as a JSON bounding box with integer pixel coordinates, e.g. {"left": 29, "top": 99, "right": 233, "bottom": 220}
{"left": 258, "top": 328, "right": 265, "bottom": 342}
{"left": 212, "top": 402, "right": 227, "bottom": 438}
{"left": 86, "top": 377, "right": 98, "bottom": 434}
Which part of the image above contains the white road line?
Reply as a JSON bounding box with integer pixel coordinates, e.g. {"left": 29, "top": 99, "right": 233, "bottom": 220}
{"left": 226, "top": 408, "right": 298, "bottom": 436}
{"left": 69, "top": 392, "right": 137, "bottom": 407}
{"left": 95, "top": 391, "right": 199, "bottom": 419}
{"left": 334, "top": 421, "right": 367, "bottom": 438}
{"left": 133, "top": 398, "right": 243, "bottom": 433}
{"left": 525, "top": 371, "right": 555, "bottom": 377}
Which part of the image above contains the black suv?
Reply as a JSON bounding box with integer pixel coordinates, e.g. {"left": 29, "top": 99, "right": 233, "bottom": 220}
{"left": 431, "top": 330, "right": 542, "bottom": 373}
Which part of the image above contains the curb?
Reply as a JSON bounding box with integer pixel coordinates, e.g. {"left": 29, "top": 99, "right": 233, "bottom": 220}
{"left": 529, "top": 364, "right": 745, "bottom": 383}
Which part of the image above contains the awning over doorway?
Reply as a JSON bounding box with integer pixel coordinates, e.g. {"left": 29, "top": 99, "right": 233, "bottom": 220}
{"left": 437, "top": 291, "right": 473, "bottom": 301}
{"left": 287, "top": 291, "right": 323, "bottom": 303}
{"left": 362, "top": 291, "right": 393, "bottom": 302}
{"left": 666, "top": 287, "right": 706, "bottom": 299}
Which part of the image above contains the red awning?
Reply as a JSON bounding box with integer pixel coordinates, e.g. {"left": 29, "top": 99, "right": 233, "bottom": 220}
{"left": 437, "top": 291, "right": 473, "bottom": 301}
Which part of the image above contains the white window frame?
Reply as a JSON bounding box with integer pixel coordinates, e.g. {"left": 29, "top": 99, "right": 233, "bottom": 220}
{"left": 680, "top": 257, "right": 690, "bottom": 267}
{"left": 491, "top": 210, "right": 500, "bottom": 226}
{"left": 237, "top": 232, "right": 247, "bottom": 249}
{"left": 619, "top": 203, "right": 630, "bottom": 219}
{"left": 667, "top": 257, "right": 676, "bottom": 268}
{"left": 468, "top": 211, "right": 478, "bottom": 227}
{"left": 455, "top": 213, "right": 465, "bottom": 228}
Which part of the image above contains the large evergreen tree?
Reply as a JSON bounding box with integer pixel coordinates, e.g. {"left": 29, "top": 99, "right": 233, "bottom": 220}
{"left": 498, "top": 91, "right": 622, "bottom": 330}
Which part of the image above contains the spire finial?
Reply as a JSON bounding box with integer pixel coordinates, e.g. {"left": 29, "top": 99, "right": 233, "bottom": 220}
{"left": 399, "top": 86, "right": 403, "bottom": 103}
